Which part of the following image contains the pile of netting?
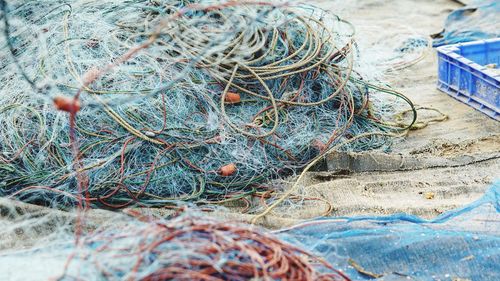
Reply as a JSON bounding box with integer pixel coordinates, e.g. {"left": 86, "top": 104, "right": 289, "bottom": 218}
{"left": 0, "top": 0, "right": 415, "bottom": 208}
{"left": 0, "top": 204, "right": 351, "bottom": 281}
{"left": 277, "top": 182, "right": 500, "bottom": 281}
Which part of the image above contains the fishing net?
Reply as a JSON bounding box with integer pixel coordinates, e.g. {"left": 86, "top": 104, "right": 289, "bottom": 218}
{"left": 0, "top": 0, "right": 416, "bottom": 208}
{"left": 433, "top": 0, "right": 500, "bottom": 47}
{"left": 277, "top": 181, "right": 500, "bottom": 281}
{"left": 0, "top": 202, "right": 351, "bottom": 281}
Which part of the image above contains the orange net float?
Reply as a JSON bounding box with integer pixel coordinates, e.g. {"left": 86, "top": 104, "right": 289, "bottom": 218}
{"left": 219, "top": 163, "right": 237, "bottom": 176}
{"left": 224, "top": 91, "right": 241, "bottom": 104}
{"left": 53, "top": 96, "right": 81, "bottom": 113}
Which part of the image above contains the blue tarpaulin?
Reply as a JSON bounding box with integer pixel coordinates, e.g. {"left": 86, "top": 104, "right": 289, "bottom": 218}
{"left": 278, "top": 182, "right": 500, "bottom": 280}
{"left": 433, "top": 0, "right": 500, "bottom": 47}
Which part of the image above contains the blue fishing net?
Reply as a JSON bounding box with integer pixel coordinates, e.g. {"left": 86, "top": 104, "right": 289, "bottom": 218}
{"left": 278, "top": 182, "right": 500, "bottom": 281}
{"left": 433, "top": 0, "right": 500, "bottom": 47}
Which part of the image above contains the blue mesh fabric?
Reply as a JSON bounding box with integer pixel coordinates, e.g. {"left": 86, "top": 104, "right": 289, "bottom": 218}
{"left": 278, "top": 182, "right": 500, "bottom": 281}
{"left": 433, "top": 0, "right": 500, "bottom": 47}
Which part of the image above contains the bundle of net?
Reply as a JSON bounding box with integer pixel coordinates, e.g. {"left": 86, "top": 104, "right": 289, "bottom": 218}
{"left": 0, "top": 199, "right": 351, "bottom": 281}
{"left": 0, "top": 0, "right": 415, "bottom": 208}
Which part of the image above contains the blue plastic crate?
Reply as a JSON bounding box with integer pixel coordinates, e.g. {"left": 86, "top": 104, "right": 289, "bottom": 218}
{"left": 437, "top": 38, "right": 500, "bottom": 121}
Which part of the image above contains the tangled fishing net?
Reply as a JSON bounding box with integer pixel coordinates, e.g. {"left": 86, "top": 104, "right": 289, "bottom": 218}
{"left": 0, "top": 0, "right": 416, "bottom": 208}
{"left": 0, "top": 201, "right": 351, "bottom": 280}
